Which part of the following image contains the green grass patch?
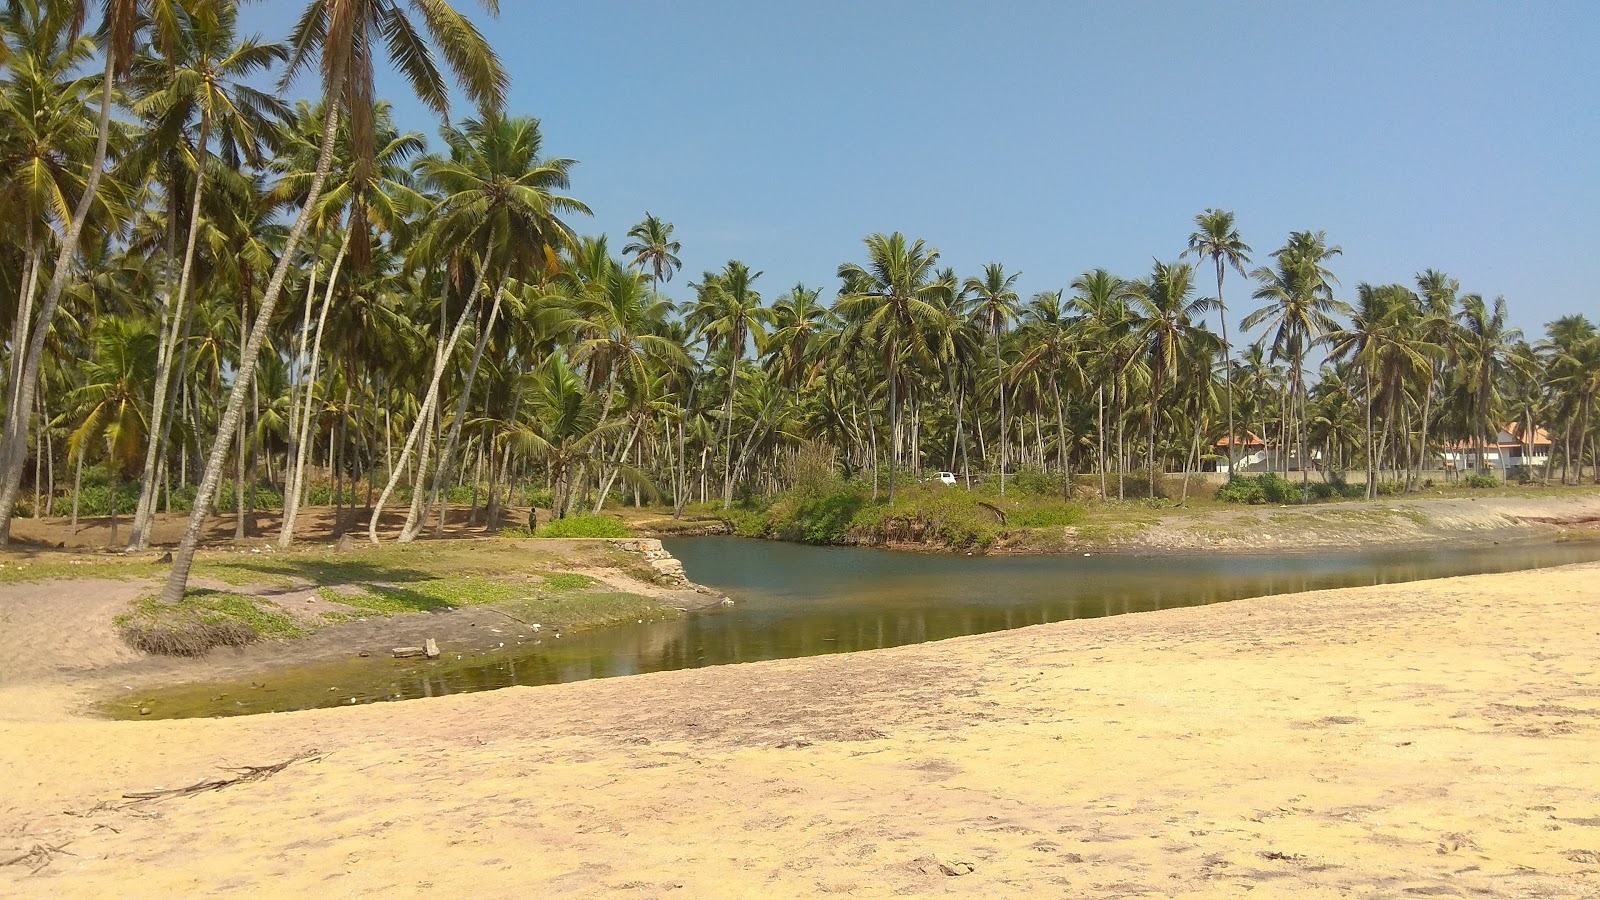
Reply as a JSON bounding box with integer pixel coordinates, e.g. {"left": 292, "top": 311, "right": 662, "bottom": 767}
{"left": 115, "top": 590, "right": 304, "bottom": 656}
{"left": 536, "top": 516, "right": 632, "bottom": 538}
{"left": 501, "top": 591, "right": 673, "bottom": 632}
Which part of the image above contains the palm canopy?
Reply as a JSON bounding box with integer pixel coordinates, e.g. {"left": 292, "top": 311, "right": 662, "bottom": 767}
{"left": 622, "top": 212, "right": 682, "bottom": 286}
{"left": 284, "top": 0, "right": 507, "bottom": 184}
{"left": 415, "top": 112, "right": 589, "bottom": 278}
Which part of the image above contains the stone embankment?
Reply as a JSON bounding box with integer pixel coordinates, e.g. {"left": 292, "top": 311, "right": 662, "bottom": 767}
{"left": 608, "top": 539, "right": 733, "bottom": 608}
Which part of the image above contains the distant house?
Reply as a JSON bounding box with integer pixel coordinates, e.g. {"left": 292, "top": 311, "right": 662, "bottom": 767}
{"left": 1214, "top": 432, "right": 1320, "bottom": 474}
{"left": 1440, "top": 423, "right": 1553, "bottom": 470}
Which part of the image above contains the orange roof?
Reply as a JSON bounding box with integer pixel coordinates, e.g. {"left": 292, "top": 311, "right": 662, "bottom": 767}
{"left": 1216, "top": 432, "right": 1266, "bottom": 448}
{"left": 1505, "top": 422, "right": 1553, "bottom": 446}
{"left": 1444, "top": 424, "right": 1553, "bottom": 451}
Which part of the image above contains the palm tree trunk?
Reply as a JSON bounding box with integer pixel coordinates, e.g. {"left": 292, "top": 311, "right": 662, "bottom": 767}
{"left": 1216, "top": 260, "right": 1236, "bottom": 481}
{"left": 6, "top": 234, "right": 42, "bottom": 416}
{"left": 278, "top": 240, "right": 323, "bottom": 536}
{"left": 1097, "top": 386, "right": 1107, "bottom": 501}
{"left": 885, "top": 341, "right": 899, "bottom": 502}
{"left": 721, "top": 328, "right": 744, "bottom": 510}
{"left": 70, "top": 450, "right": 84, "bottom": 533}
{"left": 159, "top": 78, "right": 348, "bottom": 605}
{"left": 429, "top": 274, "right": 508, "bottom": 537}
{"left": 130, "top": 107, "right": 213, "bottom": 551}
{"left": 278, "top": 227, "right": 349, "bottom": 547}
{"left": 375, "top": 240, "right": 493, "bottom": 543}
{"left": 0, "top": 51, "right": 118, "bottom": 544}
{"left": 995, "top": 330, "right": 1006, "bottom": 497}
{"left": 1365, "top": 367, "right": 1376, "bottom": 500}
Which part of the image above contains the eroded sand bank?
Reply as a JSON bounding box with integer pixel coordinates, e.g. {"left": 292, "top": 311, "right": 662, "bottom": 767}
{"left": 3, "top": 563, "right": 1599, "bottom": 897}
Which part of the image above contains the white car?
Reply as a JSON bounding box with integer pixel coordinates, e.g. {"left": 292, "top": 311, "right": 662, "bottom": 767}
{"left": 934, "top": 471, "right": 957, "bottom": 486}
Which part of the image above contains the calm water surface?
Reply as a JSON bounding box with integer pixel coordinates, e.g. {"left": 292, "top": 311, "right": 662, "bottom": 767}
{"left": 116, "top": 537, "right": 1600, "bottom": 719}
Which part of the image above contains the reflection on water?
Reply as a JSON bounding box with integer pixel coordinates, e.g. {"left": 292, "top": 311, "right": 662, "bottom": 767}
{"left": 121, "top": 537, "right": 1600, "bottom": 718}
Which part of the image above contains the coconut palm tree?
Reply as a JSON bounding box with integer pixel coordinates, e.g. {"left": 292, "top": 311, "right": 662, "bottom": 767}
{"left": 1131, "top": 260, "right": 1214, "bottom": 495}
{"left": 67, "top": 317, "right": 157, "bottom": 548}
{"left": 1455, "top": 294, "right": 1523, "bottom": 479}
{"left": 1070, "top": 269, "right": 1136, "bottom": 499}
{"left": 161, "top": 0, "right": 508, "bottom": 598}
{"left": 1244, "top": 231, "right": 1346, "bottom": 502}
{"left": 964, "top": 263, "right": 1021, "bottom": 495}
{"left": 835, "top": 233, "right": 944, "bottom": 502}
{"left": 1182, "top": 209, "right": 1251, "bottom": 478}
{"left": 407, "top": 113, "right": 587, "bottom": 539}
{"left": 687, "top": 260, "right": 768, "bottom": 508}
{"left": 622, "top": 212, "right": 682, "bottom": 290}
{"left": 0, "top": 0, "right": 148, "bottom": 543}
{"left": 124, "top": 3, "right": 288, "bottom": 550}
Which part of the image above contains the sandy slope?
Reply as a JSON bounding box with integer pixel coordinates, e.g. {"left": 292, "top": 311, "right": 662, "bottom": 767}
{"left": 3, "top": 563, "right": 1600, "bottom": 897}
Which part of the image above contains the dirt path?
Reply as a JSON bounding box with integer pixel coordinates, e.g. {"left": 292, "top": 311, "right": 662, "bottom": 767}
{"left": 2, "top": 562, "right": 1598, "bottom": 896}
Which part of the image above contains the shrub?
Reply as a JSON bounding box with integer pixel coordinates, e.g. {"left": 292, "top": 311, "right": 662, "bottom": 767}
{"left": 1010, "top": 466, "right": 1065, "bottom": 498}
{"left": 536, "top": 515, "right": 632, "bottom": 538}
{"left": 1309, "top": 481, "right": 1369, "bottom": 501}
{"left": 69, "top": 482, "right": 142, "bottom": 516}
{"left": 1010, "top": 503, "right": 1086, "bottom": 528}
{"left": 1215, "top": 474, "right": 1299, "bottom": 505}
{"left": 1463, "top": 473, "right": 1500, "bottom": 489}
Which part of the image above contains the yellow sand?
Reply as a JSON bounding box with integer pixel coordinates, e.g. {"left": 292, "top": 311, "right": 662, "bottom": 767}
{"left": 3, "top": 563, "right": 1599, "bottom": 897}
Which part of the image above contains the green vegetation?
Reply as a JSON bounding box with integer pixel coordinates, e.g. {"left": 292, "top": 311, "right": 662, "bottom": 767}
{"left": 116, "top": 590, "right": 304, "bottom": 657}
{"left": 733, "top": 476, "right": 1086, "bottom": 549}
{"left": 536, "top": 516, "right": 632, "bottom": 539}
{"left": 0, "top": 3, "right": 1596, "bottom": 615}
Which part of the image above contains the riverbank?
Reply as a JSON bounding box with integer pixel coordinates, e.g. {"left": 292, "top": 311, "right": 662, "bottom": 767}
{"left": 0, "top": 537, "right": 724, "bottom": 716}
{"left": 2, "top": 561, "right": 1597, "bottom": 895}
{"left": 643, "top": 487, "right": 1600, "bottom": 555}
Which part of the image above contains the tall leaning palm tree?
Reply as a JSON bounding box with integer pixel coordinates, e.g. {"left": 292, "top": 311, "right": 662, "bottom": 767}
{"left": 1182, "top": 209, "right": 1251, "bottom": 479}
{"left": 125, "top": 3, "right": 289, "bottom": 551}
{"left": 964, "top": 262, "right": 1021, "bottom": 495}
{"left": 835, "top": 233, "right": 944, "bottom": 502}
{"left": 162, "top": 0, "right": 507, "bottom": 604}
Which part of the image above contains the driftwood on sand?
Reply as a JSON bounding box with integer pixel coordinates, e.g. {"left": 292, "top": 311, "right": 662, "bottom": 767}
{"left": 121, "top": 750, "right": 324, "bottom": 803}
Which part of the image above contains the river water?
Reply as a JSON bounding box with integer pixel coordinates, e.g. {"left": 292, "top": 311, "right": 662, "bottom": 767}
{"left": 111, "top": 537, "right": 1600, "bottom": 719}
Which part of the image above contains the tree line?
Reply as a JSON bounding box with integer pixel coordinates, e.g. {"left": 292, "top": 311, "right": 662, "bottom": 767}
{"left": 3, "top": 0, "right": 1597, "bottom": 603}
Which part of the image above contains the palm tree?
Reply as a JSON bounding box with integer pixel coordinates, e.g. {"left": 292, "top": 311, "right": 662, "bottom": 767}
{"left": 124, "top": 3, "right": 288, "bottom": 550}
{"left": 622, "top": 212, "right": 682, "bottom": 290}
{"left": 408, "top": 113, "right": 587, "bottom": 539}
{"left": 1412, "top": 269, "right": 1460, "bottom": 484}
{"left": 67, "top": 317, "right": 157, "bottom": 548}
{"left": 1014, "top": 289, "right": 1081, "bottom": 481}
{"left": 1071, "top": 269, "right": 1136, "bottom": 499}
{"left": 835, "top": 233, "right": 944, "bottom": 502}
{"left": 0, "top": 0, "right": 147, "bottom": 543}
{"left": 163, "top": 0, "right": 507, "bottom": 602}
{"left": 687, "top": 260, "right": 768, "bottom": 508}
{"left": 1455, "top": 294, "right": 1522, "bottom": 479}
{"left": 1243, "top": 231, "right": 1346, "bottom": 502}
{"left": 1541, "top": 315, "right": 1599, "bottom": 484}
{"left": 1327, "top": 284, "right": 1437, "bottom": 497}
{"left": 1182, "top": 209, "right": 1251, "bottom": 479}
{"left": 1131, "top": 260, "right": 1213, "bottom": 495}
{"left": 964, "top": 263, "right": 1021, "bottom": 495}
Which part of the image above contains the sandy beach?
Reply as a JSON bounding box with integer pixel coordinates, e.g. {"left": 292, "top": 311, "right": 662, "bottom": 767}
{"left": 3, "top": 557, "right": 1598, "bottom": 897}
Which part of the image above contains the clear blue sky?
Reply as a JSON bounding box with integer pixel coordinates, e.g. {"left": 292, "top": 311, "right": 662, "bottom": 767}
{"left": 241, "top": 1, "right": 1598, "bottom": 337}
